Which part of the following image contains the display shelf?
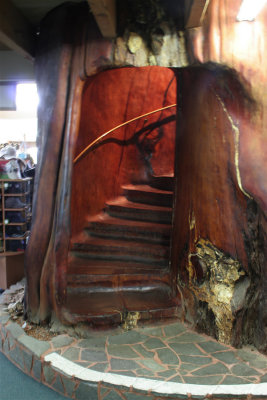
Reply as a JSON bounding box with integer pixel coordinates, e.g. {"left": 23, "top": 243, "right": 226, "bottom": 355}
{"left": 0, "top": 178, "right": 32, "bottom": 182}
{"left": 0, "top": 178, "right": 32, "bottom": 255}
{"left": 5, "top": 222, "right": 27, "bottom": 226}
{"left": 4, "top": 192, "right": 30, "bottom": 197}
{"left": 1, "top": 251, "right": 25, "bottom": 256}
{"left": 0, "top": 178, "right": 32, "bottom": 288}
{"left": 5, "top": 208, "right": 30, "bottom": 211}
{"left": 5, "top": 231, "right": 30, "bottom": 240}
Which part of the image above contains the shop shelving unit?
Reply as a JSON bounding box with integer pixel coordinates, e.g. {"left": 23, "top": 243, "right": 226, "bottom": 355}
{"left": 0, "top": 178, "right": 32, "bottom": 289}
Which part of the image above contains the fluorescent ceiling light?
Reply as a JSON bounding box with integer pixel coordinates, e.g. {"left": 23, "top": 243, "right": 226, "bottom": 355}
{"left": 237, "top": 0, "right": 267, "bottom": 21}
{"left": 16, "top": 83, "right": 39, "bottom": 113}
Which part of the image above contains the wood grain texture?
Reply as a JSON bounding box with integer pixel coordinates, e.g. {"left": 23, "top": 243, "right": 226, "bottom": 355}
{"left": 24, "top": 4, "right": 78, "bottom": 320}
{"left": 172, "top": 65, "right": 267, "bottom": 350}
{"left": 87, "top": 0, "right": 116, "bottom": 38}
{"left": 71, "top": 66, "right": 176, "bottom": 236}
{"left": 187, "top": 0, "right": 267, "bottom": 215}
{"left": 172, "top": 66, "right": 249, "bottom": 274}
{"left": 185, "top": 0, "right": 209, "bottom": 28}
{"left": 26, "top": 0, "right": 267, "bottom": 349}
{"left": 186, "top": 0, "right": 267, "bottom": 351}
{"left": 25, "top": 2, "right": 178, "bottom": 325}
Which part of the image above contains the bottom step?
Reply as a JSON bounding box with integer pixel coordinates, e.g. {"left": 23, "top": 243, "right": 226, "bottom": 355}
{"left": 63, "top": 284, "right": 180, "bottom": 326}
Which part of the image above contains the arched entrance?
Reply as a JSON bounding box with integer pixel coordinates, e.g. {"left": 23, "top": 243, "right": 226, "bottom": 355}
{"left": 65, "top": 66, "right": 180, "bottom": 325}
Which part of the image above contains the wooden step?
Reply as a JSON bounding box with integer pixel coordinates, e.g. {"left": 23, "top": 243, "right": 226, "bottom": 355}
{"left": 67, "top": 270, "right": 170, "bottom": 287}
{"left": 105, "top": 197, "right": 172, "bottom": 224}
{"left": 122, "top": 184, "right": 173, "bottom": 207}
{"left": 85, "top": 214, "right": 171, "bottom": 244}
{"left": 64, "top": 283, "right": 180, "bottom": 326}
{"left": 66, "top": 178, "right": 177, "bottom": 326}
{"left": 71, "top": 236, "right": 170, "bottom": 266}
{"left": 67, "top": 257, "right": 169, "bottom": 275}
{"left": 149, "top": 174, "right": 174, "bottom": 191}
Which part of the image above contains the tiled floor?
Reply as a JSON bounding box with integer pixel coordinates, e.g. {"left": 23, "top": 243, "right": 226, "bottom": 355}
{"left": 48, "top": 321, "right": 267, "bottom": 386}
{"left": 2, "top": 308, "right": 267, "bottom": 399}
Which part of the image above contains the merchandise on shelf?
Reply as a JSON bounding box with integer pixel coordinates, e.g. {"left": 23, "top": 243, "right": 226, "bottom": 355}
{"left": 0, "top": 178, "right": 32, "bottom": 254}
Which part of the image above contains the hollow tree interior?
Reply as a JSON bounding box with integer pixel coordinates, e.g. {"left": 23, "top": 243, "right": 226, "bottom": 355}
{"left": 19, "top": 0, "right": 267, "bottom": 354}
{"left": 62, "top": 66, "right": 177, "bottom": 325}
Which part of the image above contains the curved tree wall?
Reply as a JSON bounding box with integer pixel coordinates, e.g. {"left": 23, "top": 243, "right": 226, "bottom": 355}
{"left": 184, "top": 0, "right": 267, "bottom": 353}
{"left": 24, "top": 1, "right": 267, "bottom": 353}
{"left": 71, "top": 66, "right": 176, "bottom": 235}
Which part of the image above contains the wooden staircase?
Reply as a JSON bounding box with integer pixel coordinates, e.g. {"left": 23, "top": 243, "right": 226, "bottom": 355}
{"left": 65, "top": 175, "right": 179, "bottom": 326}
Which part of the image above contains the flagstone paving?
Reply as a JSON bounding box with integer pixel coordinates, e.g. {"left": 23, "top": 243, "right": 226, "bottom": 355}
{"left": 45, "top": 321, "right": 267, "bottom": 385}
{"left": 1, "top": 305, "right": 267, "bottom": 399}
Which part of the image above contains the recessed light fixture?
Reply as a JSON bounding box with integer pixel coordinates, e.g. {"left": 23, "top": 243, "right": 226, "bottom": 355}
{"left": 237, "top": 0, "right": 267, "bottom": 21}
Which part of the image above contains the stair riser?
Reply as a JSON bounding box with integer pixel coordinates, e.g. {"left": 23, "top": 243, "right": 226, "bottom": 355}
{"left": 68, "top": 266, "right": 169, "bottom": 276}
{"left": 124, "top": 190, "right": 173, "bottom": 207}
{"left": 85, "top": 224, "right": 170, "bottom": 244}
{"left": 149, "top": 176, "right": 174, "bottom": 191}
{"left": 62, "top": 306, "right": 180, "bottom": 326}
{"left": 64, "top": 284, "right": 179, "bottom": 323}
{"left": 67, "top": 258, "right": 170, "bottom": 274}
{"left": 67, "top": 273, "right": 170, "bottom": 287}
{"left": 71, "top": 251, "right": 169, "bottom": 266}
{"left": 72, "top": 242, "right": 169, "bottom": 258}
{"left": 65, "top": 177, "right": 177, "bottom": 324}
{"left": 106, "top": 206, "right": 172, "bottom": 224}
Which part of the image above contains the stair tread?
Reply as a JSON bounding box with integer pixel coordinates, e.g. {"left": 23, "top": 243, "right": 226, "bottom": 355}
{"left": 67, "top": 257, "right": 169, "bottom": 272}
{"left": 86, "top": 213, "right": 171, "bottom": 230}
{"left": 72, "top": 235, "right": 169, "bottom": 249}
{"left": 106, "top": 197, "right": 172, "bottom": 211}
{"left": 122, "top": 184, "right": 173, "bottom": 195}
{"left": 66, "top": 176, "right": 176, "bottom": 324}
{"left": 155, "top": 173, "right": 174, "bottom": 177}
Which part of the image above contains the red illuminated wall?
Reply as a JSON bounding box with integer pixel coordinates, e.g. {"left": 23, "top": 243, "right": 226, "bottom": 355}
{"left": 71, "top": 66, "right": 177, "bottom": 235}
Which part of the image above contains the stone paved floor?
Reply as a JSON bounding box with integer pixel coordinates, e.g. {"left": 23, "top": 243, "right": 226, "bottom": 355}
{"left": 46, "top": 321, "right": 267, "bottom": 386}
{"left": 2, "top": 282, "right": 267, "bottom": 399}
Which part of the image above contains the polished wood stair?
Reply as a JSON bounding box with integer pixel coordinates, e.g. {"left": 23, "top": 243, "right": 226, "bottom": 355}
{"left": 65, "top": 175, "right": 179, "bottom": 326}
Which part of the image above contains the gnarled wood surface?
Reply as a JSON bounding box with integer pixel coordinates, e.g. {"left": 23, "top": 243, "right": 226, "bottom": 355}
{"left": 172, "top": 65, "right": 266, "bottom": 350}
{"left": 25, "top": 3, "right": 114, "bottom": 322}
{"left": 25, "top": 1, "right": 267, "bottom": 352}
{"left": 25, "top": 3, "right": 178, "bottom": 325}
{"left": 185, "top": 0, "right": 267, "bottom": 352}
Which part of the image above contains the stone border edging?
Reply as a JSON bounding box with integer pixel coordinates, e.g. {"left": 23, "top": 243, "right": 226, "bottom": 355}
{"left": 45, "top": 352, "right": 267, "bottom": 398}
{"left": 1, "top": 312, "right": 267, "bottom": 400}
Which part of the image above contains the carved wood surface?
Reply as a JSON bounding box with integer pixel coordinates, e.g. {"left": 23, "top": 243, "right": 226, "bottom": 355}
{"left": 71, "top": 66, "right": 176, "bottom": 235}
{"left": 172, "top": 65, "right": 266, "bottom": 350}
{"left": 187, "top": 0, "right": 267, "bottom": 215}
{"left": 185, "top": 0, "right": 267, "bottom": 351}
{"left": 173, "top": 67, "right": 249, "bottom": 271}
{"left": 87, "top": 0, "right": 116, "bottom": 38}
{"left": 25, "top": 3, "right": 178, "bottom": 324}
{"left": 25, "top": 4, "right": 79, "bottom": 320}
{"left": 26, "top": 1, "right": 267, "bottom": 352}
